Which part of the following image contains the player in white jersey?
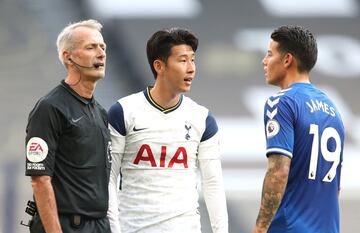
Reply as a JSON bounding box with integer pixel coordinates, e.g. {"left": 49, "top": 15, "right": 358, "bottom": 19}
{"left": 107, "top": 28, "right": 228, "bottom": 233}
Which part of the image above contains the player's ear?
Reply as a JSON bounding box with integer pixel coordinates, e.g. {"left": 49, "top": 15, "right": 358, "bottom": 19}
{"left": 283, "top": 53, "right": 293, "bottom": 68}
{"left": 153, "top": 59, "right": 164, "bottom": 75}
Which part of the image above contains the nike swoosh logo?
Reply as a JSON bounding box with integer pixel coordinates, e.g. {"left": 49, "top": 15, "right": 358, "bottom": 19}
{"left": 133, "top": 126, "right": 147, "bottom": 131}
{"left": 71, "top": 116, "right": 84, "bottom": 123}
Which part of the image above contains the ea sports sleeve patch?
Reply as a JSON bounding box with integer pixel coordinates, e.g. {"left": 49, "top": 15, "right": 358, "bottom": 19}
{"left": 26, "top": 137, "right": 48, "bottom": 171}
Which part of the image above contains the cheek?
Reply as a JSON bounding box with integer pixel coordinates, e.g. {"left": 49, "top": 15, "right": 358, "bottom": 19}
{"left": 173, "top": 65, "right": 186, "bottom": 75}
{"left": 266, "top": 62, "right": 279, "bottom": 80}
{"left": 268, "top": 59, "right": 279, "bottom": 72}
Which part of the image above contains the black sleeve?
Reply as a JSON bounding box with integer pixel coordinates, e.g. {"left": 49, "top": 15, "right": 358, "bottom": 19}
{"left": 25, "top": 99, "right": 63, "bottom": 176}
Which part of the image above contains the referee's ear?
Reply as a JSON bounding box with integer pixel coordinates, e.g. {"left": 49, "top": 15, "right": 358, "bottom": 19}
{"left": 63, "top": 52, "right": 72, "bottom": 66}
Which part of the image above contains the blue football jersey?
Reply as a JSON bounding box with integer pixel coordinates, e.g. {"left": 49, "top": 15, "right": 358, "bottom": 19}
{"left": 264, "top": 83, "right": 345, "bottom": 233}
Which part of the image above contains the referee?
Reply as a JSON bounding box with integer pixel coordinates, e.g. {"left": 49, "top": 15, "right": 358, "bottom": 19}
{"left": 25, "top": 19, "right": 111, "bottom": 233}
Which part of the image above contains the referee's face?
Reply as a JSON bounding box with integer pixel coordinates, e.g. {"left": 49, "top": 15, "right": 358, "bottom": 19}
{"left": 70, "top": 26, "right": 107, "bottom": 81}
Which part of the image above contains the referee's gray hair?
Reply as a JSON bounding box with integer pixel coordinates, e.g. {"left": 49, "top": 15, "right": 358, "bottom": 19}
{"left": 56, "top": 19, "right": 103, "bottom": 66}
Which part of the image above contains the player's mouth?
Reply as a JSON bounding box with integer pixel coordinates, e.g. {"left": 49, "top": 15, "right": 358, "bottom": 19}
{"left": 184, "top": 77, "right": 193, "bottom": 85}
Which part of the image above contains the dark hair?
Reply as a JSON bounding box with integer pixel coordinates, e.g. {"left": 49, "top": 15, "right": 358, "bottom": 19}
{"left": 146, "top": 28, "right": 198, "bottom": 78}
{"left": 271, "top": 25, "right": 317, "bottom": 73}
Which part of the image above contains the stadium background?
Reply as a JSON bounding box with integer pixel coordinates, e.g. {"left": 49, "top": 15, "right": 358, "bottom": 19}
{"left": 0, "top": 0, "right": 359, "bottom": 232}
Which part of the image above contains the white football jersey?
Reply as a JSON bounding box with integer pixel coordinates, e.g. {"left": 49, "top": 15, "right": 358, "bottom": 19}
{"left": 107, "top": 88, "right": 221, "bottom": 233}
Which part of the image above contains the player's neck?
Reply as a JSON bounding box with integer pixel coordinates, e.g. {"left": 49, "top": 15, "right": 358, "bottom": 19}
{"left": 149, "top": 85, "right": 181, "bottom": 109}
{"left": 280, "top": 72, "right": 310, "bottom": 89}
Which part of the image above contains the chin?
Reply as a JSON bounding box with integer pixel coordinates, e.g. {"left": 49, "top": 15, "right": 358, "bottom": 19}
{"left": 266, "top": 77, "right": 275, "bottom": 85}
{"left": 183, "top": 87, "right": 191, "bottom": 93}
{"left": 89, "top": 75, "right": 105, "bottom": 82}
{"left": 266, "top": 79, "right": 273, "bottom": 85}
{"left": 97, "top": 71, "right": 106, "bottom": 77}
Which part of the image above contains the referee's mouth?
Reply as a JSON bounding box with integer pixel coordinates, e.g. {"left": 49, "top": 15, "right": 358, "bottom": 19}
{"left": 94, "top": 63, "right": 105, "bottom": 69}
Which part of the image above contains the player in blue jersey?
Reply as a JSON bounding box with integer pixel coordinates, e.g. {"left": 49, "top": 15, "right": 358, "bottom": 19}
{"left": 252, "top": 25, "right": 345, "bottom": 233}
{"left": 107, "top": 28, "right": 228, "bottom": 233}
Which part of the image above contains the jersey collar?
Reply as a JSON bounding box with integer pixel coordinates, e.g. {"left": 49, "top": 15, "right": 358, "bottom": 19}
{"left": 61, "top": 80, "right": 95, "bottom": 105}
{"left": 143, "top": 86, "right": 183, "bottom": 114}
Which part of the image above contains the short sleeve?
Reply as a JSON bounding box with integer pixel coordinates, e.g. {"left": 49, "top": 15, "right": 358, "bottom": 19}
{"left": 25, "top": 100, "right": 63, "bottom": 176}
{"left": 198, "top": 112, "right": 221, "bottom": 160}
{"left": 108, "top": 101, "right": 126, "bottom": 136}
{"left": 264, "top": 95, "right": 295, "bottom": 158}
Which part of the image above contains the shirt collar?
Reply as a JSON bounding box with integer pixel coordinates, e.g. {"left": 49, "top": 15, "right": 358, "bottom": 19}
{"left": 61, "top": 80, "right": 95, "bottom": 105}
{"left": 143, "top": 86, "right": 183, "bottom": 114}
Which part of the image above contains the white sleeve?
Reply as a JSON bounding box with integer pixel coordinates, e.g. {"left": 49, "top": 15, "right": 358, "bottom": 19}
{"left": 107, "top": 124, "right": 125, "bottom": 233}
{"left": 199, "top": 159, "right": 228, "bottom": 233}
{"left": 198, "top": 134, "right": 229, "bottom": 233}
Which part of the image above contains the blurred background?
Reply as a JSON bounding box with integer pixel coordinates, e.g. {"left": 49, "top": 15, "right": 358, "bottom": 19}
{"left": 1, "top": 0, "right": 359, "bottom": 232}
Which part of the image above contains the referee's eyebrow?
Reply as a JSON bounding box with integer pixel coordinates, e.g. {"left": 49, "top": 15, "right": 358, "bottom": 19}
{"left": 86, "top": 42, "right": 106, "bottom": 49}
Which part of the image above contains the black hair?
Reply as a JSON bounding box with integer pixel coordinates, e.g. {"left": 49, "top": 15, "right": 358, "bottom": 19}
{"left": 146, "top": 28, "right": 198, "bottom": 78}
{"left": 271, "top": 25, "right": 318, "bottom": 73}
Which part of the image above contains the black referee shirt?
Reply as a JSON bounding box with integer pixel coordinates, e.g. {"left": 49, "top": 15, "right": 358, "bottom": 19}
{"left": 25, "top": 80, "right": 111, "bottom": 218}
